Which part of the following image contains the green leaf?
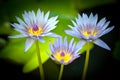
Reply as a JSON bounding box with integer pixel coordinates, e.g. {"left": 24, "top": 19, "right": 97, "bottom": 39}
{"left": 23, "top": 37, "right": 55, "bottom": 73}
{"left": 0, "top": 38, "right": 32, "bottom": 64}
{"left": 0, "top": 0, "right": 113, "bottom": 73}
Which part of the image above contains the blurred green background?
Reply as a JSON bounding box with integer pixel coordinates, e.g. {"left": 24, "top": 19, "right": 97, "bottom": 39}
{"left": 0, "top": 0, "right": 120, "bottom": 80}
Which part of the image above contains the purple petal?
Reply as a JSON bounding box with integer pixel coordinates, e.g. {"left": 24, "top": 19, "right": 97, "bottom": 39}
{"left": 82, "top": 13, "right": 89, "bottom": 25}
{"left": 102, "top": 21, "right": 110, "bottom": 30}
{"left": 41, "top": 32, "right": 61, "bottom": 38}
{"left": 76, "top": 14, "right": 84, "bottom": 27}
{"left": 22, "top": 11, "right": 31, "bottom": 26}
{"left": 59, "top": 37, "right": 63, "bottom": 49}
{"left": 24, "top": 38, "right": 35, "bottom": 52}
{"left": 46, "top": 51, "right": 55, "bottom": 60}
{"left": 44, "top": 20, "right": 58, "bottom": 33}
{"left": 97, "top": 17, "right": 106, "bottom": 27}
{"left": 65, "top": 30, "right": 80, "bottom": 38}
{"left": 71, "top": 42, "right": 76, "bottom": 52}
{"left": 93, "top": 39, "right": 111, "bottom": 50}
{"left": 75, "top": 40, "right": 86, "bottom": 53}
{"left": 36, "top": 9, "right": 42, "bottom": 26}
{"left": 98, "top": 26, "right": 114, "bottom": 38}
{"left": 31, "top": 10, "right": 36, "bottom": 24}
{"left": 64, "top": 37, "right": 68, "bottom": 50}
{"left": 38, "top": 36, "right": 45, "bottom": 43}
{"left": 11, "top": 23, "right": 25, "bottom": 30}
{"left": 54, "top": 38, "right": 59, "bottom": 49}
{"left": 44, "top": 16, "right": 58, "bottom": 32}
{"left": 68, "top": 25, "right": 80, "bottom": 33}
{"left": 69, "top": 38, "right": 74, "bottom": 51}
{"left": 8, "top": 34, "right": 28, "bottom": 38}
{"left": 44, "top": 11, "right": 50, "bottom": 22}
{"left": 16, "top": 17, "right": 27, "bottom": 27}
{"left": 14, "top": 28, "right": 26, "bottom": 34}
{"left": 72, "top": 54, "right": 80, "bottom": 60}
{"left": 50, "top": 43, "right": 54, "bottom": 53}
{"left": 72, "top": 20, "right": 77, "bottom": 27}
{"left": 90, "top": 14, "right": 98, "bottom": 25}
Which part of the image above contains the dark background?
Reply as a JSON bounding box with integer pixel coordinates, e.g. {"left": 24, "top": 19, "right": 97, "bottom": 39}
{"left": 0, "top": 0, "right": 120, "bottom": 80}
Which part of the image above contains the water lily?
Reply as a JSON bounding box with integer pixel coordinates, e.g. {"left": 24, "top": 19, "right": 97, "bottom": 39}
{"left": 9, "top": 9, "right": 60, "bottom": 80}
{"left": 48, "top": 37, "right": 85, "bottom": 80}
{"left": 48, "top": 37, "right": 85, "bottom": 65}
{"left": 9, "top": 9, "right": 60, "bottom": 52}
{"left": 65, "top": 13, "right": 114, "bottom": 50}
{"left": 65, "top": 13, "right": 114, "bottom": 80}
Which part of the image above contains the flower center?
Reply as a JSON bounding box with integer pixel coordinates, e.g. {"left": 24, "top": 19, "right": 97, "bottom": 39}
{"left": 28, "top": 24, "right": 43, "bottom": 36}
{"left": 54, "top": 51, "right": 72, "bottom": 63}
{"left": 82, "top": 31, "right": 97, "bottom": 37}
{"left": 80, "top": 26, "right": 100, "bottom": 37}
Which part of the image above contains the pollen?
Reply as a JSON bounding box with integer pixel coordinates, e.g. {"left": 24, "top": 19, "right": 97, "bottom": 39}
{"left": 28, "top": 26, "right": 43, "bottom": 36}
{"left": 54, "top": 51, "right": 72, "bottom": 63}
{"left": 82, "top": 31, "right": 97, "bottom": 37}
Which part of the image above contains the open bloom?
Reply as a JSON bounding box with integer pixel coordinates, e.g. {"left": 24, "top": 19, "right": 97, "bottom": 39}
{"left": 65, "top": 13, "right": 114, "bottom": 50}
{"left": 9, "top": 9, "right": 60, "bottom": 52}
{"left": 48, "top": 37, "right": 85, "bottom": 65}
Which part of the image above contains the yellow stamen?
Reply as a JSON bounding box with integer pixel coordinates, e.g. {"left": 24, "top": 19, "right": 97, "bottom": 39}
{"left": 82, "top": 31, "right": 97, "bottom": 37}
{"left": 64, "top": 54, "right": 72, "bottom": 63}
{"left": 28, "top": 27, "right": 43, "bottom": 36}
{"left": 54, "top": 52, "right": 72, "bottom": 63}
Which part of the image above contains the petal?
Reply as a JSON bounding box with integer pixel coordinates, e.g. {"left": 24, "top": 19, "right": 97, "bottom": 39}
{"left": 11, "top": 23, "right": 26, "bottom": 34}
{"left": 41, "top": 32, "right": 61, "bottom": 38}
{"left": 97, "top": 17, "right": 106, "bottom": 27}
{"left": 36, "top": 9, "right": 42, "bottom": 26}
{"left": 22, "top": 11, "right": 31, "bottom": 26}
{"left": 50, "top": 43, "right": 55, "bottom": 53}
{"left": 31, "top": 10, "right": 36, "bottom": 24}
{"left": 93, "top": 39, "right": 111, "bottom": 50}
{"left": 24, "top": 38, "right": 35, "bottom": 52}
{"left": 68, "top": 25, "right": 79, "bottom": 33}
{"left": 44, "top": 22, "right": 58, "bottom": 33}
{"left": 8, "top": 34, "right": 28, "bottom": 38}
{"left": 98, "top": 26, "right": 114, "bottom": 38}
{"left": 46, "top": 16, "right": 58, "bottom": 26}
{"left": 82, "top": 13, "right": 89, "bottom": 25}
{"left": 72, "top": 53, "right": 80, "bottom": 60}
{"left": 64, "top": 37, "right": 68, "bottom": 50}
{"left": 46, "top": 51, "right": 55, "bottom": 60}
{"left": 38, "top": 36, "right": 45, "bottom": 43}
{"left": 16, "top": 17, "right": 27, "bottom": 27}
{"left": 14, "top": 28, "right": 26, "bottom": 34}
{"left": 76, "top": 14, "right": 84, "bottom": 27}
{"left": 11, "top": 23, "right": 25, "bottom": 30}
{"left": 71, "top": 42, "right": 76, "bottom": 52}
{"left": 72, "top": 20, "right": 77, "bottom": 27}
{"left": 28, "top": 11, "right": 34, "bottom": 25}
{"left": 44, "top": 11, "right": 50, "bottom": 22}
{"left": 75, "top": 40, "right": 86, "bottom": 53}
{"left": 90, "top": 13, "right": 98, "bottom": 25}
{"left": 65, "top": 30, "right": 80, "bottom": 38}
{"left": 54, "top": 38, "right": 59, "bottom": 49}
{"left": 69, "top": 38, "right": 74, "bottom": 51}
{"left": 59, "top": 37, "right": 63, "bottom": 49}
{"left": 102, "top": 21, "right": 110, "bottom": 30}
{"left": 44, "top": 16, "right": 58, "bottom": 32}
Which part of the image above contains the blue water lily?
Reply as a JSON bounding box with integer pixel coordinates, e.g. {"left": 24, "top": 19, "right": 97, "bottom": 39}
{"left": 65, "top": 13, "right": 114, "bottom": 50}
{"left": 9, "top": 9, "right": 60, "bottom": 52}
{"left": 48, "top": 37, "right": 85, "bottom": 65}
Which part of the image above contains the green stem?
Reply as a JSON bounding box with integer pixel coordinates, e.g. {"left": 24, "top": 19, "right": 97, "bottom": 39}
{"left": 82, "top": 42, "right": 90, "bottom": 80}
{"left": 36, "top": 40, "right": 44, "bottom": 80}
{"left": 58, "top": 64, "right": 64, "bottom": 80}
